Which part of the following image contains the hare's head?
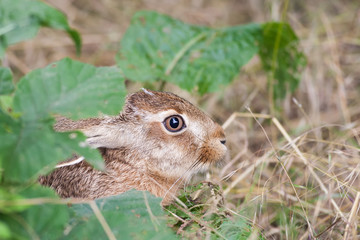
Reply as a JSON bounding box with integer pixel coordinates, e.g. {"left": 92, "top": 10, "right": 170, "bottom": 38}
{"left": 83, "top": 89, "right": 227, "bottom": 180}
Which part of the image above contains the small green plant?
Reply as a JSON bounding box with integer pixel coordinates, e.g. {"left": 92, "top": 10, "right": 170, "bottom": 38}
{"left": 0, "top": 1, "right": 306, "bottom": 239}
{"left": 166, "top": 182, "right": 265, "bottom": 239}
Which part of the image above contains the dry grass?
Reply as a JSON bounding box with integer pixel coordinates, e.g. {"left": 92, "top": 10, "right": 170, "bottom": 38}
{"left": 4, "top": 0, "right": 360, "bottom": 239}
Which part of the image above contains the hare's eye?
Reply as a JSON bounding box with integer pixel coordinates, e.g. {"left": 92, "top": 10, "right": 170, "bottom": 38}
{"left": 163, "top": 115, "right": 185, "bottom": 132}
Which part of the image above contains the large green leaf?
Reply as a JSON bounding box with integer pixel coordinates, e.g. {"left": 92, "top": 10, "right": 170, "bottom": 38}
{"left": 0, "top": 221, "right": 11, "bottom": 239}
{"left": 0, "top": 109, "right": 103, "bottom": 182}
{"left": 0, "top": 0, "right": 81, "bottom": 56}
{"left": 0, "top": 108, "right": 19, "bottom": 180}
{"left": 0, "top": 67, "right": 14, "bottom": 95}
{"left": 13, "top": 58, "right": 127, "bottom": 121}
{"left": 117, "top": 11, "right": 262, "bottom": 94}
{"left": 258, "top": 22, "right": 307, "bottom": 100}
{"left": 66, "top": 190, "right": 176, "bottom": 239}
{"left": 117, "top": 11, "right": 306, "bottom": 100}
{"left": 1, "top": 189, "right": 176, "bottom": 239}
{"left": 1, "top": 58, "right": 127, "bottom": 182}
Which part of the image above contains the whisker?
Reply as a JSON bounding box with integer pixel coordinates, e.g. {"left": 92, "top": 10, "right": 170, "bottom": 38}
{"left": 163, "top": 155, "right": 204, "bottom": 200}
{"left": 192, "top": 132, "right": 206, "bottom": 144}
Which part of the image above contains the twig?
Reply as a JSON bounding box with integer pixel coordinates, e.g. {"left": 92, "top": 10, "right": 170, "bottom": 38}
{"left": 222, "top": 112, "right": 347, "bottom": 222}
{"left": 223, "top": 151, "right": 270, "bottom": 196}
{"left": 271, "top": 117, "right": 346, "bottom": 220}
{"left": 10, "top": 214, "right": 40, "bottom": 240}
{"left": 222, "top": 112, "right": 271, "bottom": 130}
{"left": 343, "top": 191, "right": 360, "bottom": 240}
{"left": 171, "top": 203, "right": 228, "bottom": 240}
{"left": 0, "top": 197, "right": 92, "bottom": 207}
{"left": 176, "top": 220, "right": 193, "bottom": 235}
{"left": 143, "top": 191, "right": 160, "bottom": 231}
{"left": 158, "top": 80, "right": 167, "bottom": 92}
{"left": 219, "top": 121, "right": 248, "bottom": 178}
{"left": 314, "top": 218, "right": 341, "bottom": 239}
{"left": 321, "top": 13, "right": 351, "bottom": 123}
{"left": 248, "top": 108, "right": 314, "bottom": 238}
{"left": 89, "top": 201, "right": 116, "bottom": 240}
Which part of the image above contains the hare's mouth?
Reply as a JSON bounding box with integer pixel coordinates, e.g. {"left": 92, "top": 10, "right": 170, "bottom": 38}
{"left": 189, "top": 150, "right": 226, "bottom": 176}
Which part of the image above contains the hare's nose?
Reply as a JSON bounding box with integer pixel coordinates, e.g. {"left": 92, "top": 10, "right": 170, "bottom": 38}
{"left": 220, "top": 139, "right": 226, "bottom": 145}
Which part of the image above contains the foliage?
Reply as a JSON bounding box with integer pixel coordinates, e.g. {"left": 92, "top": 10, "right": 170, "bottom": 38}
{"left": 259, "top": 22, "right": 307, "bottom": 100}
{"left": 219, "top": 217, "right": 262, "bottom": 240}
{"left": 13, "top": 58, "right": 126, "bottom": 121}
{"left": 1, "top": 187, "right": 174, "bottom": 239}
{"left": 0, "top": 0, "right": 81, "bottom": 57}
{"left": 67, "top": 190, "right": 175, "bottom": 239}
{"left": 117, "top": 11, "right": 306, "bottom": 99}
{"left": 166, "top": 182, "right": 265, "bottom": 239}
{"left": 0, "top": 58, "right": 172, "bottom": 239}
{"left": 0, "top": 67, "right": 14, "bottom": 95}
{"left": 1, "top": 58, "right": 127, "bottom": 182}
{"left": 117, "top": 11, "right": 261, "bottom": 95}
{"left": 1, "top": 186, "right": 70, "bottom": 239}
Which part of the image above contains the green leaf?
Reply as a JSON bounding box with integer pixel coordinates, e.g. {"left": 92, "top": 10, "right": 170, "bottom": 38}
{"left": 14, "top": 58, "right": 127, "bottom": 121}
{"left": 0, "top": 95, "right": 13, "bottom": 113}
{"left": 2, "top": 185, "right": 69, "bottom": 240}
{"left": 118, "top": 11, "right": 306, "bottom": 99}
{"left": 0, "top": 108, "right": 20, "bottom": 175}
{"left": 0, "top": 221, "right": 11, "bottom": 239}
{"left": 0, "top": 109, "right": 104, "bottom": 182}
{"left": 259, "top": 22, "right": 307, "bottom": 100}
{"left": 67, "top": 190, "right": 177, "bottom": 239}
{"left": 219, "top": 217, "right": 265, "bottom": 240}
{"left": 0, "top": 0, "right": 81, "bottom": 56}
{"left": 117, "top": 11, "right": 262, "bottom": 94}
{"left": 0, "top": 67, "right": 14, "bottom": 95}
{"left": 1, "top": 58, "right": 127, "bottom": 182}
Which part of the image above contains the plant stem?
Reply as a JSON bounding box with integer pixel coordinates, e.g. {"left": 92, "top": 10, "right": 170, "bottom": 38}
{"left": 158, "top": 80, "right": 166, "bottom": 91}
{"left": 165, "top": 32, "right": 207, "bottom": 76}
{"left": 268, "top": 0, "right": 289, "bottom": 117}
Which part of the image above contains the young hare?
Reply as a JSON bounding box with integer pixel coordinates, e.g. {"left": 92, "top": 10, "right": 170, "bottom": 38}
{"left": 39, "top": 89, "right": 227, "bottom": 205}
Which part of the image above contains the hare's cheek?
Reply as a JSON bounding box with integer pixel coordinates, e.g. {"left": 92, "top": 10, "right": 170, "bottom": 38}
{"left": 145, "top": 122, "right": 193, "bottom": 146}
{"left": 145, "top": 122, "right": 172, "bottom": 142}
{"left": 144, "top": 122, "right": 193, "bottom": 157}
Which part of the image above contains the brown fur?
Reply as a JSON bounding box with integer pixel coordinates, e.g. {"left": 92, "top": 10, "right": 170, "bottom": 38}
{"left": 39, "top": 89, "right": 227, "bottom": 205}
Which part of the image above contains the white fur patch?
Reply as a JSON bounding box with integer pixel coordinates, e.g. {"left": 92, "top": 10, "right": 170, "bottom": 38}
{"left": 55, "top": 156, "right": 85, "bottom": 168}
{"left": 141, "top": 88, "right": 154, "bottom": 96}
{"left": 188, "top": 120, "right": 206, "bottom": 140}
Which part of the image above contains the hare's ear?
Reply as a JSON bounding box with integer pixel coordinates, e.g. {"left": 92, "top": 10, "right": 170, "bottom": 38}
{"left": 124, "top": 89, "right": 163, "bottom": 115}
{"left": 54, "top": 116, "right": 125, "bottom": 149}
{"left": 82, "top": 123, "right": 128, "bottom": 149}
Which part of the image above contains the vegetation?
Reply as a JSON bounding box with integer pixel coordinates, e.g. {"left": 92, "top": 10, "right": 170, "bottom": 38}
{"left": 1, "top": 0, "right": 359, "bottom": 239}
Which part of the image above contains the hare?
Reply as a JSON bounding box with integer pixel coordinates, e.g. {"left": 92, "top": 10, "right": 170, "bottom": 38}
{"left": 39, "top": 89, "right": 227, "bottom": 205}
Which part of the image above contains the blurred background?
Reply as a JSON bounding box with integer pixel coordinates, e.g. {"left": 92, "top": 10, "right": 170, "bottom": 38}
{"left": 5, "top": 0, "right": 360, "bottom": 125}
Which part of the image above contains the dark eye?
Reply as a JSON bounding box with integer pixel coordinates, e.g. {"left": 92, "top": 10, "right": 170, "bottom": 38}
{"left": 163, "top": 115, "right": 185, "bottom": 132}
